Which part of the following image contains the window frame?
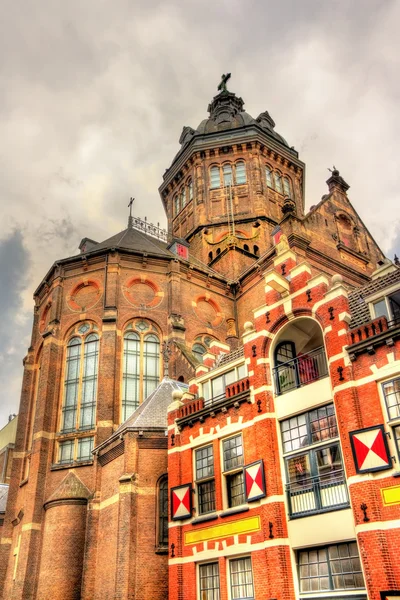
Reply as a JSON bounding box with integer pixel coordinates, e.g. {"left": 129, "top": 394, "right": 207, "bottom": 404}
{"left": 228, "top": 556, "right": 255, "bottom": 600}
{"left": 380, "top": 377, "right": 400, "bottom": 461}
{"left": 222, "top": 434, "right": 245, "bottom": 509}
{"left": 198, "top": 561, "right": 220, "bottom": 600}
{"left": 209, "top": 162, "right": 248, "bottom": 189}
{"left": 297, "top": 542, "right": 365, "bottom": 594}
{"left": 157, "top": 475, "right": 168, "bottom": 549}
{"left": 201, "top": 363, "right": 247, "bottom": 406}
{"left": 121, "top": 320, "right": 161, "bottom": 422}
{"left": 57, "top": 435, "right": 94, "bottom": 465}
{"left": 194, "top": 444, "right": 216, "bottom": 516}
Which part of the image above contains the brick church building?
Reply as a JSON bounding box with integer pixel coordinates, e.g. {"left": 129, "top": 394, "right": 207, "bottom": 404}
{"left": 1, "top": 79, "right": 400, "bottom": 600}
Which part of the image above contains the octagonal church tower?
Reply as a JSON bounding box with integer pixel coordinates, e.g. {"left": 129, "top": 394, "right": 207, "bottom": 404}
{"left": 0, "top": 80, "right": 386, "bottom": 600}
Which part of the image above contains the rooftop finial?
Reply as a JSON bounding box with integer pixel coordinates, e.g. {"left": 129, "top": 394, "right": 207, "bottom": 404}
{"left": 128, "top": 197, "right": 134, "bottom": 228}
{"left": 218, "top": 73, "right": 231, "bottom": 93}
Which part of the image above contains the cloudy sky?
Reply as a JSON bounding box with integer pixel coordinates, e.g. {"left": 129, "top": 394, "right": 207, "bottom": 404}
{"left": 0, "top": 0, "right": 399, "bottom": 427}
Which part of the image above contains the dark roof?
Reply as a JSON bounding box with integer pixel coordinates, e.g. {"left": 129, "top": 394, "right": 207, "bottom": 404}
{"left": 116, "top": 377, "right": 188, "bottom": 433}
{"left": 88, "top": 226, "right": 173, "bottom": 258}
{"left": 349, "top": 267, "right": 400, "bottom": 328}
{"left": 0, "top": 484, "right": 8, "bottom": 513}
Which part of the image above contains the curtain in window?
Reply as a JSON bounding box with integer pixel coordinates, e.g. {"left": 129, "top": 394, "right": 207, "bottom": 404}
{"left": 122, "top": 332, "right": 140, "bottom": 421}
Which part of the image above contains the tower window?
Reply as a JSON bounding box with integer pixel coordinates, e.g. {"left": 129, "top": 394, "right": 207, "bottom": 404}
{"left": 274, "top": 172, "right": 283, "bottom": 194}
{"left": 283, "top": 176, "right": 291, "bottom": 197}
{"left": 254, "top": 245, "right": 259, "bottom": 256}
{"left": 188, "top": 178, "right": 193, "bottom": 201}
{"left": 174, "top": 194, "right": 180, "bottom": 216}
{"left": 266, "top": 166, "right": 273, "bottom": 187}
{"left": 210, "top": 166, "right": 220, "bottom": 189}
{"left": 235, "top": 161, "right": 247, "bottom": 184}
{"left": 157, "top": 475, "right": 168, "bottom": 548}
{"left": 223, "top": 164, "right": 233, "bottom": 186}
{"left": 243, "top": 244, "right": 249, "bottom": 252}
{"left": 122, "top": 320, "right": 161, "bottom": 422}
{"left": 181, "top": 187, "right": 186, "bottom": 209}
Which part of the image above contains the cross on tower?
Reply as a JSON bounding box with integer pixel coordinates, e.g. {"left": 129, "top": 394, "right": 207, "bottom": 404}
{"left": 218, "top": 73, "right": 231, "bottom": 92}
{"left": 127, "top": 197, "right": 134, "bottom": 228}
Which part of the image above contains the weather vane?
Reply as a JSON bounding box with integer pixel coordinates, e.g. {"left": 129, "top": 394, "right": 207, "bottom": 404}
{"left": 218, "top": 73, "right": 231, "bottom": 92}
{"left": 328, "top": 166, "right": 338, "bottom": 173}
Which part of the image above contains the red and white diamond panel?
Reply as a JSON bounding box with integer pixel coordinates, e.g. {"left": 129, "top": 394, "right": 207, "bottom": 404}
{"left": 380, "top": 592, "right": 400, "bottom": 600}
{"left": 244, "top": 460, "right": 266, "bottom": 502}
{"left": 350, "top": 425, "right": 392, "bottom": 474}
{"left": 171, "top": 484, "right": 192, "bottom": 520}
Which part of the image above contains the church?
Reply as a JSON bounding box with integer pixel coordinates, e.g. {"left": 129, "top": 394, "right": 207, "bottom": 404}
{"left": 1, "top": 77, "right": 400, "bottom": 600}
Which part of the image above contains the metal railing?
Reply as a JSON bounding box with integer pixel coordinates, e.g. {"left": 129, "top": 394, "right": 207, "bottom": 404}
{"left": 273, "top": 346, "right": 328, "bottom": 395}
{"left": 286, "top": 469, "right": 349, "bottom": 517}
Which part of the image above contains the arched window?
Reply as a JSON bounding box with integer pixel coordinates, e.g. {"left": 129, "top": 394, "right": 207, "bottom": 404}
{"left": 208, "top": 251, "right": 213, "bottom": 263}
{"left": 61, "top": 331, "right": 99, "bottom": 433}
{"left": 180, "top": 188, "right": 186, "bottom": 209}
{"left": 158, "top": 475, "right": 168, "bottom": 548}
{"left": 254, "top": 245, "right": 259, "bottom": 256}
{"left": 223, "top": 164, "right": 233, "bottom": 186}
{"left": 174, "top": 194, "right": 180, "bottom": 216}
{"left": 210, "top": 166, "right": 220, "bottom": 189}
{"left": 266, "top": 166, "right": 273, "bottom": 187}
{"left": 283, "top": 177, "right": 291, "bottom": 197}
{"left": 235, "top": 161, "right": 247, "bottom": 184}
{"left": 274, "top": 172, "right": 283, "bottom": 194}
{"left": 193, "top": 343, "right": 207, "bottom": 362}
{"left": 188, "top": 179, "right": 193, "bottom": 201}
{"left": 122, "top": 320, "right": 161, "bottom": 422}
{"left": 243, "top": 244, "right": 249, "bottom": 252}
{"left": 58, "top": 323, "right": 99, "bottom": 464}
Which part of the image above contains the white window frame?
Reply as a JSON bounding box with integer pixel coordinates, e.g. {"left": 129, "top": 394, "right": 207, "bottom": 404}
{"left": 227, "top": 556, "right": 255, "bottom": 600}
{"left": 194, "top": 444, "right": 216, "bottom": 516}
{"left": 221, "top": 434, "right": 246, "bottom": 510}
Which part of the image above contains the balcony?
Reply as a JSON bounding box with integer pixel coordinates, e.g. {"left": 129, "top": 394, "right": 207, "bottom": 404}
{"left": 286, "top": 469, "right": 349, "bottom": 518}
{"left": 273, "top": 346, "right": 328, "bottom": 395}
{"left": 176, "top": 376, "right": 251, "bottom": 430}
{"left": 348, "top": 315, "right": 400, "bottom": 360}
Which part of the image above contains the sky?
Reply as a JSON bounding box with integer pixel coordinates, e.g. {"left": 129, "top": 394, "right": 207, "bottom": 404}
{"left": 0, "top": 0, "right": 399, "bottom": 427}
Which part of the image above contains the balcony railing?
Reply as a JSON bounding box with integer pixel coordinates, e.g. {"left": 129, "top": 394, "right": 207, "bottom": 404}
{"left": 204, "top": 377, "right": 250, "bottom": 408}
{"left": 286, "top": 469, "right": 349, "bottom": 518}
{"left": 273, "top": 346, "right": 328, "bottom": 395}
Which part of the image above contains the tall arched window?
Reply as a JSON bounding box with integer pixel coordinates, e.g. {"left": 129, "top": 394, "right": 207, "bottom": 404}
{"left": 58, "top": 323, "right": 99, "bottom": 464}
{"left": 61, "top": 330, "right": 99, "bottom": 432}
{"left": 174, "top": 194, "right": 180, "bottom": 216}
{"left": 210, "top": 166, "right": 220, "bottom": 189}
{"left": 188, "top": 178, "right": 193, "bottom": 201}
{"left": 266, "top": 166, "right": 273, "bottom": 187}
{"left": 223, "top": 164, "right": 233, "bottom": 186}
{"left": 235, "top": 161, "right": 247, "bottom": 184}
{"left": 158, "top": 475, "right": 168, "bottom": 548}
{"left": 274, "top": 172, "right": 283, "bottom": 194}
{"left": 122, "top": 319, "right": 161, "bottom": 422}
{"left": 181, "top": 187, "right": 186, "bottom": 209}
{"left": 283, "top": 177, "right": 291, "bottom": 197}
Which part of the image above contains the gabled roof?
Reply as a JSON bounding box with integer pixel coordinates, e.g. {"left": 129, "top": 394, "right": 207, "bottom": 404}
{"left": 0, "top": 484, "right": 9, "bottom": 513}
{"left": 116, "top": 377, "right": 188, "bottom": 433}
{"left": 349, "top": 267, "right": 400, "bottom": 328}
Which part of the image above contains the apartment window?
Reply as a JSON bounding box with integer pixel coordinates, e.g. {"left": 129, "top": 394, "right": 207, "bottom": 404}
{"left": 195, "top": 445, "right": 216, "bottom": 515}
{"left": 210, "top": 166, "right": 221, "bottom": 189}
{"left": 298, "top": 542, "right": 364, "bottom": 593}
{"left": 235, "top": 161, "right": 247, "bottom": 184}
{"left": 223, "top": 435, "right": 245, "bottom": 507}
{"left": 229, "top": 557, "right": 254, "bottom": 600}
{"left": 382, "top": 377, "right": 400, "bottom": 420}
{"left": 158, "top": 476, "right": 168, "bottom": 547}
{"left": 122, "top": 320, "right": 161, "bottom": 422}
{"left": 202, "top": 364, "right": 247, "bottom": 405}
{"left": 372, "top": 289, "right": 400, "bottom": 324}
{"left": 283, "top": 176, "right": 291, "bottom": 197}
{"left": 199, "top": 563, "right": 220, "bottom": 600}
{"left": 281, "top": 405, "right": 349, "bottom": 517}
{"left": 58, "top": 435, "right": 94, "bottom": 464}
{"left": 60, "top": 326, "right": 99, "bottom": 434}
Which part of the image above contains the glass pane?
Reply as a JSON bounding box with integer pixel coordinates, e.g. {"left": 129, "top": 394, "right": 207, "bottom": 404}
{"left": 223, "top": 164, "right": 233, "bottom": 186}
{"left": 223, "top": 435, "right": 244, "bottom": 471}
{"left": 235, "top": 161, "right": 247, "bottom": 184}
{"left": 59, "top": 440, "right": 74, "bottom": 464}
{"left": 77, "top": 436, "right": 94, "bottom": 461}
{"left": 199, "top": 563, "right": 220, "bottom": 600}
{"left": 227, "top": 471, "right": 245, "bottom": 507}
{"left": 283, "top": 177, "right": 291, "bottom": 196}
{"left": 122, "top": 333, "right": 140, "bottom": 421}
{"left": 210, "top": 167, "right": 220, "bottom": 189}
{"left": 266, "top": 166, "right": 273, "bottom": 187}
{"left": 274, "top": 172, "right": 283, "bottom": 193}
{"left": 196, "top": 445, "right": 214, "bottom": 479}
{"left": 144, "top": 334, "right": 160, "bottom": 399}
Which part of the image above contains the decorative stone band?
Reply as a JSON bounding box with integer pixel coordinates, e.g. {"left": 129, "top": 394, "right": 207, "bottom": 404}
{"left": 44, "top": 498, "right": 89, "bottom": 511}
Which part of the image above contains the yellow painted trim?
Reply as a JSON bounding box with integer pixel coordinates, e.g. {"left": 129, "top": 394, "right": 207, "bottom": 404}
{"left": 21, "top": 523, "right": 41, "bottom": 532}
{"left": 184, "top": 515, "right": 261, "bottom": 545}
{"left": 381, "top": 485, "right": 400, "bottom": 506}
{"left": 1, "top": 538, "right": 12, "bottom": 545}
{"left": 90, "top": 493, "right": 120, "bottom": 511}
{"left": 97, "top": 420, "right": 114, "bottom": 428}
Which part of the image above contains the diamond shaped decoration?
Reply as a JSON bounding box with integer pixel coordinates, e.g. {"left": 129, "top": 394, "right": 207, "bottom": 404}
{"left": 171, "top": 484, "right": 192, "bottom": 520}
{"left": 244, "top": 460, "right": 266, "bottom": 502}
{"left": 350, "top": 425, "right": 392, "bottom": 474}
